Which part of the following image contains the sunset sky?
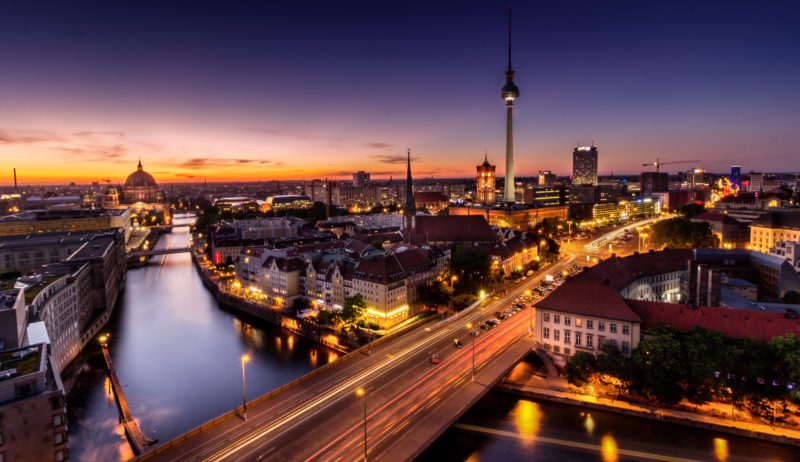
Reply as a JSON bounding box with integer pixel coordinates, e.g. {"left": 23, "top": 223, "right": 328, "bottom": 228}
{"left": 1, "top": 1, "right": 799, "bottom": 185}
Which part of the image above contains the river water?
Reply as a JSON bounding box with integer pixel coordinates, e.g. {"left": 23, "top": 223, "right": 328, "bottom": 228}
{"left": 66, "top": 216, "right": 339, "bottom": 461}
{"left": 66, "top": 215, "right": 800, "bottom": 461}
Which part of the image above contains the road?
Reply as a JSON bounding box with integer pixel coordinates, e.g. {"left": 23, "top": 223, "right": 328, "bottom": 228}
{"left": 139, "top": 258, "right": 573, "bottom": 462}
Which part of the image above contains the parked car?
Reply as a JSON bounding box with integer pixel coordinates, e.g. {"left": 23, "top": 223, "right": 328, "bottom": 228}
{"left": 431, "top": 353, "right": 439, "bottom": 364}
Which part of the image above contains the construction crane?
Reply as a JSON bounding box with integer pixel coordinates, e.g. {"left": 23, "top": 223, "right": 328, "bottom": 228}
{"left": 642, "top": 158, "right": 700, "bottom": 173}
{"left": 100, "top": 178, "right": 111, "bottom": 184}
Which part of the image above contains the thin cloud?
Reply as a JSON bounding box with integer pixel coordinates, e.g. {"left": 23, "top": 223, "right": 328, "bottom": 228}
{"left": 364, "top": 142, "right": 393, "bottom": 150}
{"left": 0, "top": 129, "right": 63, "bottom": 144}
{"left": 177, "top": 157, "right": 273, "bottom": 169}
{"left": 370, "top": 154, "right": 418, "bottom": 164}
{"left": 72, "top": 130, "right": 125, "bottom": 139}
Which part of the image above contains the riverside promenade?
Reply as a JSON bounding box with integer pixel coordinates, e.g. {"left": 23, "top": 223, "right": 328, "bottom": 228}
{"left": 498, "top": 350, "right": 800, "bottom": 448}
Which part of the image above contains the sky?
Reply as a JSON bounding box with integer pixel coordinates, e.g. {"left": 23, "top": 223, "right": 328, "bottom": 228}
{"left": 1, "top": 0, "right": 799, "bottom": 185}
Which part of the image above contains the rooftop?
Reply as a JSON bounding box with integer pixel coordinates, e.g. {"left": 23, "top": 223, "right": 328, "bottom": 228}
{"left": 0, "top": 289, "right": 20, "bottom": 311}
{"left": 575, "top": 249, "right": 692, "bottom": 291}
{"left": 535, "top": 280, "right": 643, "bottom": 323}
{"left": 750, "top": 211, "right": 800, "bottom": 231}
{"left": 0, "top": 343, "right": 43, "bottom": 380}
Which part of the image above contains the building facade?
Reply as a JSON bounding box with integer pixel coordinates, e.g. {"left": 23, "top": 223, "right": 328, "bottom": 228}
{"left": 476, "top": 156, "right": 497, "bottom": 206}
{"left": 572, "top": 145, "right": 598, "bottom": 186}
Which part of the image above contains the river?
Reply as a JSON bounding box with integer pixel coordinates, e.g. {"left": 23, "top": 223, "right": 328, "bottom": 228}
{"left": 66, "top": 216, "right": 800, "bottom": 461}
{"left": 66, "top": 216, "right": 339, "bottom": 461}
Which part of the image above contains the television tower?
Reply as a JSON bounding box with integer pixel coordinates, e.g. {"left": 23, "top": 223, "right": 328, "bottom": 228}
{"left": 501, "top": 5, "right": 520, "bottom": 204}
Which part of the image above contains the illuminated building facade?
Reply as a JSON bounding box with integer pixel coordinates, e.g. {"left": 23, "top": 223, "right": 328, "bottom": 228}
{"left": 572, "top": 144, "right": 598, "bottom": 185}
{"left": 476, "top": 155, "right": 496, "bottom": 206}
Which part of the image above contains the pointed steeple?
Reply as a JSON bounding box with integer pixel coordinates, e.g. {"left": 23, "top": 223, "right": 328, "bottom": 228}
{"left": 137, "top": 157, "right": 143, "bottom": 171}
{"left": 402, "top": 149, "right": 416, "bottom": 243}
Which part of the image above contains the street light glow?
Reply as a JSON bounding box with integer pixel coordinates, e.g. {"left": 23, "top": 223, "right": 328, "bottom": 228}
{"left": 356, "top": 388, "right": 364, "bottom": 397}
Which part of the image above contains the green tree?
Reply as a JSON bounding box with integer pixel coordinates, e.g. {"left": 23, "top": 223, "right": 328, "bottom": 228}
{"left": 679, "top": 328, "right": 726, "bottom": 406}
{"left": 449, "top": 244, "right": 492, "bottom": 295}
{"left": 631, "top": 326, "right": 685, "bottom": 404}
{"left": 564, "top": 352, "right": 597, "bottom": 386}
{"left": 782, "top": 291, "right": 800, "bottom": 304}
{"left": 437, "top": 206, "right": 450, "bottom": 216}
{"left": 290, "top": 298, "right": 312, "bottom": 315}
{"left": 417, "top": 279, "right": 452, "bottom": 309}
{"left": 650, "top": 217, "right": 718, "bottom": 249}
{"left": 317, "top": 309, "right": 338, "bottom": 325}
{"left": 676, "top": 203, "right": 705, "bottom": 219}
{"left": 771, "top": 335, "right": 800, "bottom": 391}
{"left": 341, "top": 294, "right": 367, "bottom": 324}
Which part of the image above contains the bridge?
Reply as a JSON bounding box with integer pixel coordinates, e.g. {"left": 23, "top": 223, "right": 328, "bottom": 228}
{"left": 135, "top": 257, "right": 572, "bottom": 462}
{"left": 129, "top": 247, "right": 191, "bottom": 258}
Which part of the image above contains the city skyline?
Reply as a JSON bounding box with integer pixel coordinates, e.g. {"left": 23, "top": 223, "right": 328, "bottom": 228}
{"left": 2, "top": 1, "right": 799, "bottom": 185}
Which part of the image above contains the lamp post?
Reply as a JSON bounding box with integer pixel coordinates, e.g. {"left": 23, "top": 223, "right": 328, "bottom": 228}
{"left": 450, "top": 275, "right": 457, "bottom": 312}
{"left": 525, "top": 290, "right": 533, "bottom": 337}
{"left": 466, "top": 323, "right": 475, "bottom": 381}
{"left": 356, "top": 388, "right": 367, "bottom": 461}
{"left": 241, "top": 355, "right": 249, "bottom": 421}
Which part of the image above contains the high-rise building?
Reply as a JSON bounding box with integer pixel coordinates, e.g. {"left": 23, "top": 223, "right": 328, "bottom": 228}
{"left": 501, "top": 6, "right": 519, "bottom": 203}
{"left": 353, "top": 171, "right": 370, "bottom": 188}
{"left": 538, "top": 170, "right": 556, "bottom": 185}
{"left": 640, "top": 171, "right": 669, "bottom": 193}
{"left": 730, "top": 166, "right": 742, "bottom": 190}
{"left": 572, "top": 144, "right": 598, "bottom": 185}
{"left": 685, "top": 168, "right": 707, "bottom": 188}
{"left": 402, "top": 150, "right": 416, "bottom": 243}
{"left": 749, "top": 172, "right": 764, "bottom": 192}
{"left": 476, "top": 155, "right": 496, "bottom": 206}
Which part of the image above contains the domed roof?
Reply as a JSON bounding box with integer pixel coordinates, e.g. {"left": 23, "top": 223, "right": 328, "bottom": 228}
{"left": 125, "top": 160, "right": 158, "bottom": 188}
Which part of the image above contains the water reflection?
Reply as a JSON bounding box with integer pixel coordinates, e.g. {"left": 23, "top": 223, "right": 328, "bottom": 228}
{"left": 512, "top": 400, "right": 540, "bottom": 445}
{"left": 67, "top": 216, "right": 336, "bottom": 461}
{"left": 714, "top": 437, "right": 729, "bottom": 461}
{"left": 600, "top": 434, "right": 618, "bottom": 462}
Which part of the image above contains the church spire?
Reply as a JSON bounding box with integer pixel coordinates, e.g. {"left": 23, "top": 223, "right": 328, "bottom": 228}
{"left": 402, "top": 149, "right": 416, "bottom": 243}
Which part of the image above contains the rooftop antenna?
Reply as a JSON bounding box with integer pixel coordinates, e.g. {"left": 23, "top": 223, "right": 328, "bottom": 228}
{"left": 13, "top": 168, "right": 17, "bottom": 191}
{"left": 591, "top": 137, "right": 596, "bottom": 148}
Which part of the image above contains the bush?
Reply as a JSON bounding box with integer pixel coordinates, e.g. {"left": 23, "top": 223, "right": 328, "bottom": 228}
{"left": 368, "top": 322, "right": 381, "bottom": 330}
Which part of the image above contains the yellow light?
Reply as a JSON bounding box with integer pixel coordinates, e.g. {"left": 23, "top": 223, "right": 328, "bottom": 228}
{"left": 98, "top": 335, "right": 108, "bottom": 343}
{"left": 241, "top": 355, "right": 250, "bottom": 362}
{"left": 713, "top": 437, "right": 728, "bottom": 461}
{"left": 466, "top": 323, "right": 472, "bottom": 329}
{"left": 601, "top": 435, "right": 618, "bottom": 462}
{"left": 480, "top": 290, "right": 485, "bottom": 298}
{"left": 356, "top": 388, "right": 364, "bottom": 397}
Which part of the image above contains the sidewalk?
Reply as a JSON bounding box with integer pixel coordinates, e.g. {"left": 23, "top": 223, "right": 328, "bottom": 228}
{"left": 498, "top": 353, "right": 800, "bottom": 447}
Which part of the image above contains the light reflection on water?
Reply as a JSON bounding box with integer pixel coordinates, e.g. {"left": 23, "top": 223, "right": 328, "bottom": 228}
{"left": 67, "top": 216, "right": 336, "bottom": 461}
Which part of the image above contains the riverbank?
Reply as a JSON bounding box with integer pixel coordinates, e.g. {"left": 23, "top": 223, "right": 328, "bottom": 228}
{"left": 497, "top": 352, "right": 800, "bottom": 448}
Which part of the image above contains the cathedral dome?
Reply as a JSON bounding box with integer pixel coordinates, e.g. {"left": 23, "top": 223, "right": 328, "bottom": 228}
{"left": 125, "top": 161, "right": 158, "bottom": 188}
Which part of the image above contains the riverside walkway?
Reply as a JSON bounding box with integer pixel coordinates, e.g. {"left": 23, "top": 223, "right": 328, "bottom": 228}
{"left": 100, "top": 346, "right": 153, "bottom": 455}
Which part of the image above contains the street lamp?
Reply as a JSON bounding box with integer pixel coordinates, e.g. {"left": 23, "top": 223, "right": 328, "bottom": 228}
{"left": 241, "top": 355, "right": 249, "bottom": 421}
{"left": 356, "top": 388, "right": 367, "bottom": 461}
{"left": 98, "top": 334, "right": 109, "bottom": 348}
{"left": 450, "top": 275, "right": 458, "bottom": 312}
{"left": 466, "top": 323, "right": 475, "bottom": 381}
{"left": 524, "top": 290, "right": 533, "bottom": 337}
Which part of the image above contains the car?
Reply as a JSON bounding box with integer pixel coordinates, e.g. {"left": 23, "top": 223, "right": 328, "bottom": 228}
{"left": 453, "top": 339, "right": 463, "bottom": 348}
{"left": 469, "top": 329, "right": 481, "bottom": 336}
{"left": 487, "top": 319, "right": 500, "bottom": 326}
{"left": 495, "top": 311, "right": 504, "bottom": 317}
{"left": 480, "top": 322, "right": 491, "bottom": 330}
{"left": 431, "top": 353, "right": 439, "bottom": 364}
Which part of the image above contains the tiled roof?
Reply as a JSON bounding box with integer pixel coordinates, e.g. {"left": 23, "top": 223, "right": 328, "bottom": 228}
{"left": 750, "top": 211, "right": 800, "bottom": 231}
{"left": 627, "top": 300, "right": 800, "bottom": 342}
{"left": 574, "top": 249, "right": 691, "bottom": 291}
{"left": 692, "top": 212, "right": 741, "bottom": 224}
{"left": 414, "top": 191, "right": 449, "bottom": 203}
{"left": 412, "top": 215, "right": 497, "bottom": 244}
{"left": 535, "top": 280, "right": 643, "bottom": 323}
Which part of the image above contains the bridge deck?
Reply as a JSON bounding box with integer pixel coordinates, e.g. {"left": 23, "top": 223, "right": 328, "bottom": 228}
{"left": 136, "top": 257, "right": 571, "bottom": 462}
{"left": 101, "top": 347, "right": 152, "bottom": 455}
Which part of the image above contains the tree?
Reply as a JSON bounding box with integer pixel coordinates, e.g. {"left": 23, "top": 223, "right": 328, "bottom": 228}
{"left": 437, "top": 206, "right": 450, "bottom": 216}
{"left": 565, "top": 352, "right": 597, "bottom": 386}
{"left": 449, "top": 244, "right": 492, "bottom": 295}
{"left": 290, "top": 298, "right": 312, "bottom": 315}
{"left": 417, "top": 279, "right": 451, "bottom": 309}
{"left": 370, "top": 240, "right": 383, "bottom": 251}
{"left": 341, "top": 294, "right": 367, "bottom": 324}
{"left": 631, "top": 326, "right": 685, "bottom": 404}
{"left": 676, "top": 203, "right": 705, "bottom": 219}
{"left": 782, "top": 291, "right": 800, "bottom": 304}
{"left": 650, "top": 217, "right": 718, "bottom": 249}
{"left": 317, "top": 309, "right": 338, "bottom": 325}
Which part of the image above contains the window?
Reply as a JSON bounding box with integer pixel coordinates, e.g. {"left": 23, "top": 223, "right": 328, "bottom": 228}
{"left": 553, "top": 330, "right": 560, "bottom": 341}
{"left": 598, "top": 321, "right": 605, "bottom": 332}
{"left": 553, "top": 345, "right": 560, "bottom": 353}
{"left": 586, "top": 334, "right": 594, "bottom": 349}
{"left": 55, "top": 449, "right": 68, "bottom": 462}
{"left": 543, "top": 313, "right": 550, "bottom": 323}
{"left": 622, "top": 325, "right": 630, "bottom": 335}
{"left": 575, "top": 332, "right": 582, "bottom": 347}
{"left": 564, "top": 316, "right": 571, "bottom": 326}
{"left": 564, "top": 330, "right": 571, "bottom": 344}
{"left": 586, "top": 320, "right": 593, "bottom": 330}
{"left": 564, "top": 348, "right": 570, "bottom": 355}
{"left": 575, "top": 318, "right": 582, "bottom": 328}
{"left": 610, "top": 339, "right": 618, "bottom": 347}
{"left": 553, "top": 314, "right": 560, "bottom": 324}
{"left": 622, "top": 341, "right": 630, "bottom": 354}
{"left": 53, "top": 414, "right": 65, "bottom": 427}
{"left": 610, "top": 323, "right": 617, "bottom": 334}
{"left": 54, "top": 431, "right": 66, "bottom": 445}
{"left": 543, "top": 327, "right": 550, "bottom": 339}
